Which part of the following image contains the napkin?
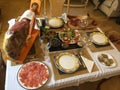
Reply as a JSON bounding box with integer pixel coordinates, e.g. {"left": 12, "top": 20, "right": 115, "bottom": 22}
{"left": 8, "top": 18, "right": 41, "bottom": 30}
{"left": 81, "top": 56, "right": 94, "bottom": 73}
{"left": 61, "top": 13, "right": 67, "bottom": 23}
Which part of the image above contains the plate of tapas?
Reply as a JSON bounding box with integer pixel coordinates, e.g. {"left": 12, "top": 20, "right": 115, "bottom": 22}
{"left": 58, "top": 29, "right": 80, "bottom": 44}
{"left": 67, "top": 15, "right": 88, "bottom": 29}
{"left": 17, "top": 61, "right": 49, "bottom": 89}
{"left": 97, "top": 53, "right": 117, "bottom": 68}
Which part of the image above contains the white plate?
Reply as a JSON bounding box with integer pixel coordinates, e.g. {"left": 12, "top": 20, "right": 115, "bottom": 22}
{"left": 97, "top": 53, "right": 117, "bottom": 68}
{"left": 55, "top": 52, "right": 80, "bottom": 73}
{"left": 48, "top": 17, "right": 64, "bottom": 28}
{"left": 17, "top": 61, "right": 49, "bottom": 89}
{"left": 90, "top": 32, "right": 109, "bottom": 45}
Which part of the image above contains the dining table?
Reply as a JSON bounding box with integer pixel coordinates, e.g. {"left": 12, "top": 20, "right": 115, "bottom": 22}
{"left": 5, "top": 16, "right": 120, "bottom": 90}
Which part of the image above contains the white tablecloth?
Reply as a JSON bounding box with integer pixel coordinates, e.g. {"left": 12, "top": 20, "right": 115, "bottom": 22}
{"left": 5, "top": 28, "right": 120, "bottom": 90}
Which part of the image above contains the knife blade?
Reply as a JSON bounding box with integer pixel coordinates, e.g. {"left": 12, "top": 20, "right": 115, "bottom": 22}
{"left": 77, "top": 53, "right": 86, "bottom": 68}
{"left": 73, "top": 52, "right": 86, "bottom": 68}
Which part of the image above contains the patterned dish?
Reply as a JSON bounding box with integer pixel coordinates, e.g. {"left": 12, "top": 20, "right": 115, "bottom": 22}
{"left": 55, "top": 52, "right": 80, "bottom": 73}
{"left": 90, "top": 32, "right": 109, "bottom": 45}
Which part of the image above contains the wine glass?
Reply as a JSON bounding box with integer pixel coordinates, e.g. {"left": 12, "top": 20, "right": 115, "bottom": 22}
{"left": 80, "top": 31, "right": 92, "bottom": 47}
{"left": 80, "top": 19, "right": 88, "bottom": 29}
{"left": 79, "top": 12, "right": 88, "bottom": 29}
{"left": 39, "top": 36, "right": 51, "bottom": 60}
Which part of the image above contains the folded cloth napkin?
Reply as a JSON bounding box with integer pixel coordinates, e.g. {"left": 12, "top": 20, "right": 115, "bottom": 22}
{"left": 19, "top": 10, "right": 35, "bottom": 21}
{"left": 61, "top": 13, "right": 67, "bottom": 23}
{"left": 81, "top": 56, "right": 94, "bottom": 73}
{"left": 8, "top": 18, "right": 41, "bottom": 31}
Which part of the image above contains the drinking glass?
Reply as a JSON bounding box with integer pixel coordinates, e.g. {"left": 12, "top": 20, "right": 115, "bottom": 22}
{"left": 39, "top": 36, "right": 51, "bottom": 60}
{"left": 80, "top": 31, "right": 91, "bottom": 47}
{"left": 80, "top": 19, "right": 88, "bottom": 29}
{"left": 79, "top": 12, "right": 88, "bottom": 29}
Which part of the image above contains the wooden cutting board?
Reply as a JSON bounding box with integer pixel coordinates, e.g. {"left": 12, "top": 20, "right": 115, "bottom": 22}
{"left": 5, "top": 30, "right": 40, "bottom": 63}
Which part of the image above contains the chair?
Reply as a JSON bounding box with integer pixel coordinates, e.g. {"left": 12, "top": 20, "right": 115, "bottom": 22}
{"left": 64, "top": 0, "right": 89, "bottom": 8}
{"left": 91, "top": 0, "right": 120, "bottom": 17}
{"left": 43, "top": 0, "right": 70, "bottom": 17}
{"left": 30, "top": 0, "right": 42, "bottom": 15}
{"left": 105, "top": 30, "right": 120, "bottom": 51}
{"left": 97, "top": 76, "right": 120, "bottom": 90}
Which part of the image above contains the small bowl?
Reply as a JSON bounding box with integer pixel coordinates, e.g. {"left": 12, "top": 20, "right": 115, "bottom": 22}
{"left": 46, "top": 31, "right": 57, "bottom": 39}
{"left": 62, "top": 43, "right": 69, "bottom": 49}
{"left": 80, "top": 19, "right": 88, "bottom": 29}
{"left": 77, "top": 41, "right": 84, "bottom": 47}
{"left": 50, "top": 38, "right": 61, "bottom": 47}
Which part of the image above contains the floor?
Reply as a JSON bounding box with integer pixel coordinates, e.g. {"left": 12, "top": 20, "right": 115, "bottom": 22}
{"left": 0, "top": 0, "right": 120, "bottom": 90}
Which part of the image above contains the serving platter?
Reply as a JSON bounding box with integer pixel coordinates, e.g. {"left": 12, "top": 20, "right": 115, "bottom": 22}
{"left": 55, "top": 52, "right": 80, "bottom": 73}
{"left": 48, "top": 17, "right": 64, "bottom": 28}
{"left": 58, "top": 29, "right": 80, "bottom": 44}
{"left": 90, "top": 32, "right": 109, "bottom": 45}
{"left": 17, "top": 61, "right": 49, "bottom": 89}
{"left": 97, "top": 53, "right": 117, "bottom": 68}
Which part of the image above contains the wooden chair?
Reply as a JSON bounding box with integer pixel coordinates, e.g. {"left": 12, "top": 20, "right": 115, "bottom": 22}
{"left": 30, "top": 0, "right": 42, "bottom": 15}
{"left": 64, "top": 0, "right": 89, "bottom": 8}
{"left": 105, "top": 30, "right": 120, "bottom": 51}
{"left": 97, "top": 76, "right": 120, "bottom": 90}
{"left": 43, "top": 0, "right": 70, "bottom": 17}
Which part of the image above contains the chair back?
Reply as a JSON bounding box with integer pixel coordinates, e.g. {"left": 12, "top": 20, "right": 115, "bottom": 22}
{"left": 97, "top": 76, "right": 120, "bottom": 90}
{"left": 30, "top": 0, "right": 42, "bottom": 15}
{"left": 43, "top": 0, "right": 70, "bottom": 17}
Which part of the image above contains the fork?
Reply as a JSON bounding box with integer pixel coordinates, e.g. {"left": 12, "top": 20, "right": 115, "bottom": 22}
{"left": 73, "top": 51, "right": 86, "bottom": 68}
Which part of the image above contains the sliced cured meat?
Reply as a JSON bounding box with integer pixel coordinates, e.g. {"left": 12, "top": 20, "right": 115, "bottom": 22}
{"left": 69, "top": 18, "right": 81, "bottom": 26}
{"left": 17, "top": 61, "right": 49, "bottom": 89}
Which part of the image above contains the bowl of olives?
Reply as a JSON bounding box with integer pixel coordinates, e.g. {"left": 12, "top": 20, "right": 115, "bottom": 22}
{"left": 97, "top": 53, "right": 117, "bottom": 68}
